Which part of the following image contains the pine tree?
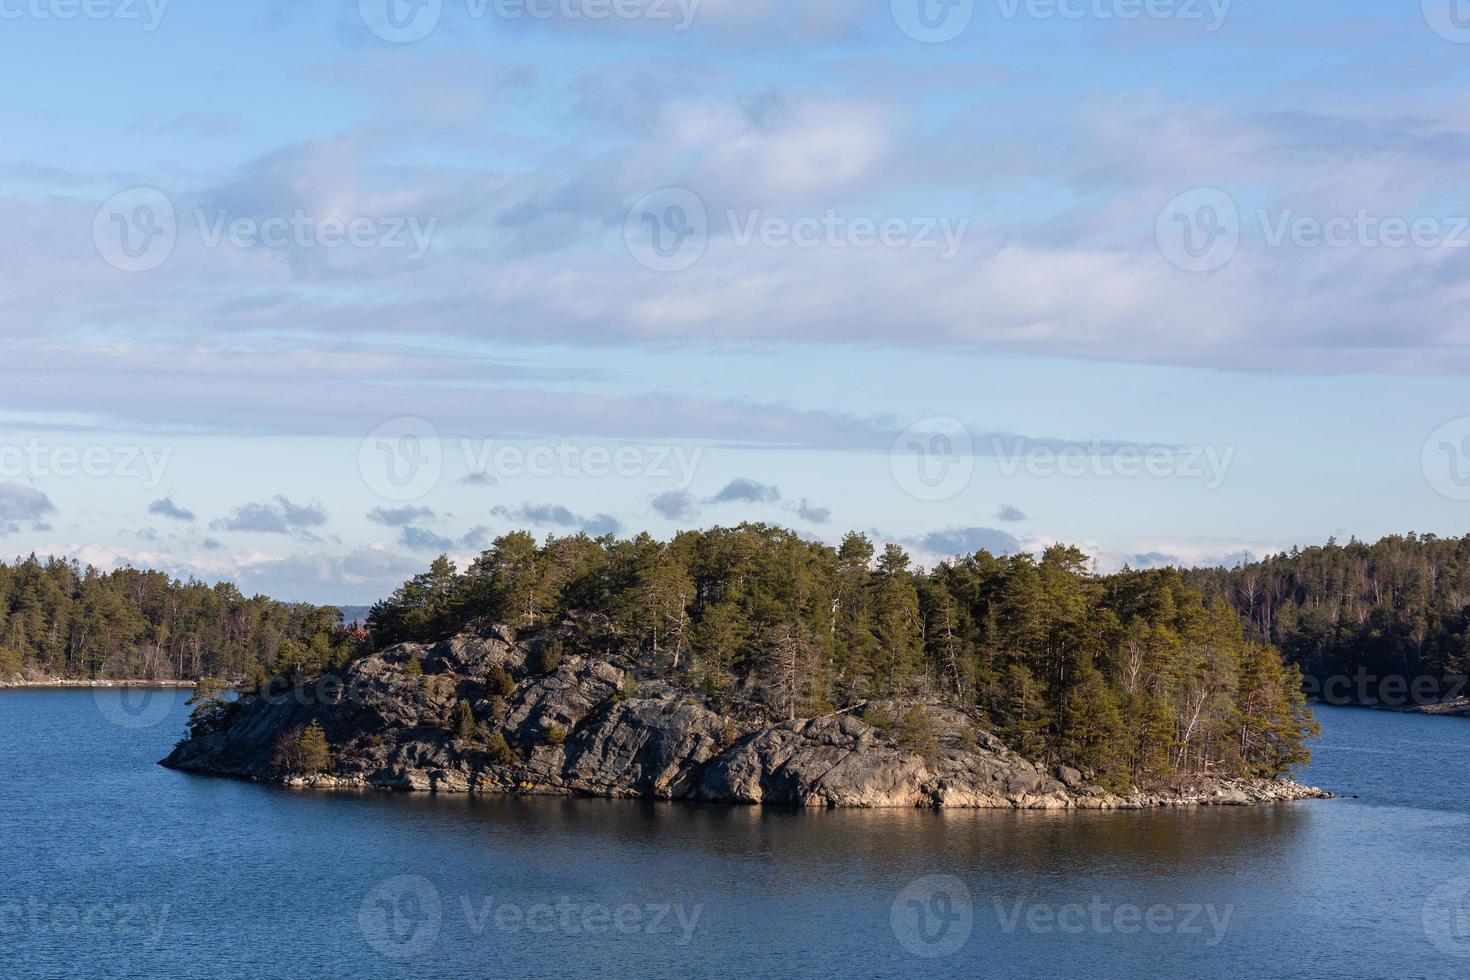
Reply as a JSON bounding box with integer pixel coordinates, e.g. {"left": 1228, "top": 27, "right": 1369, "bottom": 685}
{"left": 1000, "top": 662, "right": 1050, "bottom": 759}
{"left": 871, "top": 545, "right": 922, "bottom": 696}
{"left": 275, "top": 721, "right": 333, "bottom": 774}
{"left": 452, "top": 700, "right": 478, "bottom": 740}
{"left": 1058, "top": 665, "right": 1126, "bottom": 790}
{"left": 185, "top": 677, "right": 233, "bottom": 737}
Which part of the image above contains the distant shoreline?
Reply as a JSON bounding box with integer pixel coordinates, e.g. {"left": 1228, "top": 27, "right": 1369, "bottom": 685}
{"left": 0, "top": 677, "right": 197, "bottom": 691}
{"left": 1310, "top": 698, "right": 1470, "bottom": 717}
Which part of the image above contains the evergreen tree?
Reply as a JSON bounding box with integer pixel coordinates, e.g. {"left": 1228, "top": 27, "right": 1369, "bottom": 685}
{"left": 297, "top": 721, "right": 333, "bottom": 773}
{"left": 452, "top": 700, "right": 478, "bottom": 740}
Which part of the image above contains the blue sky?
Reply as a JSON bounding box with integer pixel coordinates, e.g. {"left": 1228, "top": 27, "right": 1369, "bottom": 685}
{"left": 3, "top": 1, "right": 1470, "bottom": 603}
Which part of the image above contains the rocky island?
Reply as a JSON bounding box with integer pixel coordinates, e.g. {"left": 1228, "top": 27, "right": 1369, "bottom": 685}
{"left": 163, "top": 624, "right": 1330, "bottom": 810}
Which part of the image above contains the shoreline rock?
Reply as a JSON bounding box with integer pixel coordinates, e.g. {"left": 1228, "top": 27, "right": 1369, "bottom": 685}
{"left": 0, "top": 675, "right": 197, "bottom": 690}
{"left": 1408, "top": 698, "right": 1470, "bottom": 716}
{"left": 161, "top": 627, "right": 1332, "bottom": 811}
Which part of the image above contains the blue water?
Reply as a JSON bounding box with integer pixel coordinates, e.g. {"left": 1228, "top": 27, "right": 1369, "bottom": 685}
{"left": 1, "top": 691, "right": 1468, "bottom": 979}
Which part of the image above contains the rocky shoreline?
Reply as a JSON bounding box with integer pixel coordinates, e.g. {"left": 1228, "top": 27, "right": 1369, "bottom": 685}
{"left": 1, "top": 676, "right": 196, "bottom": 690}
{"left": 162, "top": 627, "right": 1331, "bottom": 810}
{"left": 1408, "top": 698, "right": 1470, "bottom": 716}
{"left": 1308, "top": 697, "right": 1470, "bottom": 717}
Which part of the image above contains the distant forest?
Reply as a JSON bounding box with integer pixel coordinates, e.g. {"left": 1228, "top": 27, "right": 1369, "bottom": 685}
{"left": 0, "top": 556, "right": 356, "bottom": 683}
{"left": 1183, "top": 533, "right": 1470, "bottom": 700}
{"left": 367, "top": 526, "right": 1317, "bottom": 785}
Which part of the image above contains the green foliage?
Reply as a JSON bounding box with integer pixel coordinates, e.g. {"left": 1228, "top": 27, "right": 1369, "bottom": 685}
{"left": 718, "top": 722, "right": 742, "bottom": 750}
{"left": 295, "top": 524, "right": 1336, "bottom": 786}
{"left": 297, "top": 721, "right": 333, "bottom": 773}
{"left": 484, "top": 731, "right": 517, "bottom": 765}
{"left": 185, "top": 676, "right": 234, "bottom": 737}
{"left": 0, "top": 555, "right": 355, "bottom": 682}
{"left": 543, "top": 723, "right": 568, "bottom": 747}
{"left": 1181, "top": 533, "right": 1470, "bottom": 693}
{"left": 997, "top": 663, "right": 1050, "bottom": 760}
{"left": 615, "top": 671, "right": 638, "bottom": 702}
{"left": 365, "top": 555, "right": 464, "bottom": 647}
{"left": 402, "top": 656, "right": 423, "bottom": 678}
{"left": 894, "top": 706, "right": 937, "bottom": 760}
{"left": 533, "top": 639, "right": 564, "bottom": 675}
{"left": 452, "top": 700, "right": 478, "bottom": 740}
{"left": 485, "top": 664, "right": 516, "bottom": 698}
{"left": 238, "top": 661, "right": 270, "bottom": 696}
{"left": 275, "top": 720, "right": 333, "bottom": 774}
{"left": 1057, "top": 666, "right": 1126, "bottom": 790}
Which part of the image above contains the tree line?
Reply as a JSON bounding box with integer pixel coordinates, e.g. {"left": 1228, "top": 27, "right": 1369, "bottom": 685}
{"left": 0, "top": 555, "right": 358, "bottom": 683}
{"left": 368, "top": 526, "right": 1317, "bottom": 788}
{"left": 1182, "top": 533, "right": 1470, "bottom": 695}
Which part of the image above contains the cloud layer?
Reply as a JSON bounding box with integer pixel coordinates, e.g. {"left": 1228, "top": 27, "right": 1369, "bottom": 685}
{"left": 211, "top": 497, "right": 329, "bottom": 536}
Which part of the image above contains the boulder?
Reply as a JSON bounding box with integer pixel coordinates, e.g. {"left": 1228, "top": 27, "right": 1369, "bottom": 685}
{"left": 1057, "top": 765, "right": 1084, "bottom": 788}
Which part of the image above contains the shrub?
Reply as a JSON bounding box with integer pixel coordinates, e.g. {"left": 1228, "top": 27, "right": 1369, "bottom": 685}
{"left": 543, "top": 723, "right": 568, "bottom": 746}
{"left": 615, "top": 672, "right": 639, "bottom": 702}
{"left": 533, "top": 639, "right": 565, "bottom": 675}
{"left": 860, "top": 706, "right": 894, "bottom": 733}
{"left": 718, "top": 723, "right": 742, "bottom": 750}
{"left": 486, "top": 664, "right": 516, "bottom": 697}
{"left": 403, "top": 656, "right": 423, "bottom": 678}
{"left": 895, "top": 707, "right": 937, "bottom": 760}
{"left": 485, "top": 732, "right": 517, "bottom": 766}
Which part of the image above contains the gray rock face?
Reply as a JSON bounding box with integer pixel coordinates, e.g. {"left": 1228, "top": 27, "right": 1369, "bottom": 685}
{"left": 161, "top": 627, "right": 1332, "bottom": 810}
{"left": 696, "top": 717, "right": 932, "bottom": 807}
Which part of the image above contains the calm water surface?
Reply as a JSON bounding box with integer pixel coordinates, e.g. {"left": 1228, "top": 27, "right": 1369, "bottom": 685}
{"left": 2, "top": 691, "right": 1468, "bottom": 978}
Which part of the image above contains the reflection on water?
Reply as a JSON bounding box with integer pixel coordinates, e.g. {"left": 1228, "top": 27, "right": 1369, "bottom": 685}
{"left": 2, "top": 693, "right": 1468, "bottom": 978}
{"left": 356, "top": 789, "right": 1316, "bottom": 876}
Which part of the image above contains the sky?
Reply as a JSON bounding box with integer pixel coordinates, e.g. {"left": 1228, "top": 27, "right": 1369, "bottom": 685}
{"left": 3, "top": 1, "right": 1470, "bottom": 603}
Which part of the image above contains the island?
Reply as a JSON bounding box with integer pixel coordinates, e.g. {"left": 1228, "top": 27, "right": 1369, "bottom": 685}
{"left": 161, "top": 526, "right": 1330, "bottom": 809}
